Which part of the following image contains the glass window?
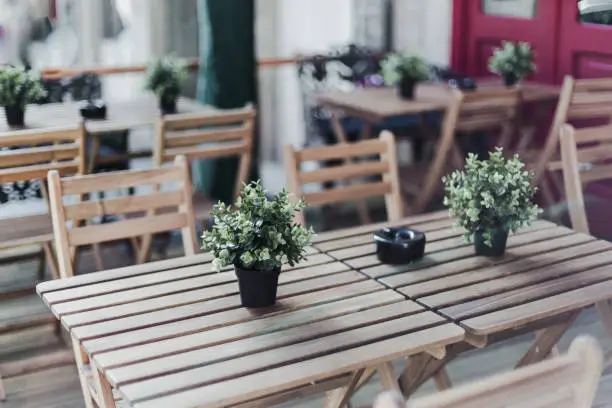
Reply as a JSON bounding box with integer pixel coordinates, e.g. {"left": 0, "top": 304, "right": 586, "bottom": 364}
{"left": 482, "top": 0, "right": 538, "bottom": 19}
{"left": 579, "top": 0, "right": 612, "bottom": 25}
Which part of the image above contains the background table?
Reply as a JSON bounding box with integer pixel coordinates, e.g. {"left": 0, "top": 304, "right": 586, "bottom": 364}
{"left": 0, "top": 96, "right": 213, "bottom": 135}
{"left": 317, "top": 79, "right": 559, "bottom": 143}
{"left": 313, "top": 210, "right": 612, "bottom": 394}
{"left": 37, "top": 247, "right": 463, "bottom": 408}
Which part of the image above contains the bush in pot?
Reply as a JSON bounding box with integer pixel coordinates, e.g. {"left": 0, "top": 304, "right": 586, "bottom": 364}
{"left": 488, "top": 41, "right": 536, "bottom": 87}
{"left": 202, "top": 181, "right": 314, "bottom": 308}
{"left": 0, "top": 66, "right": 46, "bottom": 127}
{"left": 442, "top": 148, "right": 541, "bottom": 257}
{"left": 380, "top": 52, "right": 429, "bottom": 100}
{"left": 144, "top": 55, "right": 188, "bottom": 114}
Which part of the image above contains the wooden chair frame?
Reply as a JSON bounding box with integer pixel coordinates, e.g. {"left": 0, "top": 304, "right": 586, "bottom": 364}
{"left": 375, "top": 336, "right": 603, "bottom": 408}
{"left": 532, "top": 76, "right": 612, "bottom": 206}
{"left": 0, "top": 124, "right": 85, "bottom": 401}
{"left": 0, "top": 124, "right": 86, "bottom": 281}
{"left": 284, "top": 131, "right": 404, "bottom": 226}
{"left": 154, "top": 105, "right": 255, "bottom": 208}
{"left": 560, "top": 123, "right": 612, "bottom": 364}
{"left": 47, "top": 155, "right": 199, "bottom": 279}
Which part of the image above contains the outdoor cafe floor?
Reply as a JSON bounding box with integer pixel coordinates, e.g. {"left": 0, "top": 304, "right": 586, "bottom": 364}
{"left": 2, "top": 225, "right": 612, "bottom": 407}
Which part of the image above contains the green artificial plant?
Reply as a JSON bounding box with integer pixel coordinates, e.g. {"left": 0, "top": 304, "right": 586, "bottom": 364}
{"left": 380, "top": 52, "right": 430, "bottom": 85}
{"left": 0, "top": 66, "right": 46, "bottom": 108}
{"left": 488, "top": 41, "right": 536, "bottom": 80}
{"left": 442, "top": 148, "right": 541, "bottom": 247}
{"left": 144, "top": 55, "right": 188, "bottom": 99}
{"left": 202, "top": 181, "right": 314, "bottom": 272}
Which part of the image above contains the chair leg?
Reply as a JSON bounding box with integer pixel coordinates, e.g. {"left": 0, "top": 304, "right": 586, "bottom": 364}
{"left": 92, "top": 244, "right": 105, "bottom": 271}
{"left": 43, "top": 242, "right": 60, "bottom": 281}
{"left": 36, "top": 247, "right": 46, "bottom": 281}
{"left": 71, "top": 338, "right": 95, "bottom": 408}
{"left": 0, "top": 372, "right": 5, "bottom": 401}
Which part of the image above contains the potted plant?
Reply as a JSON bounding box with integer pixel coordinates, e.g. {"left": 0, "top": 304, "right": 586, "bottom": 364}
{"left": 144, "top": 56, "right": 187, "bottom": 114}
{"left": 202, "top": 181, "right": 314, "bottom": 308}
{"left": 488, "top": 41, "right": 536, "bottom": 87}
{"left": 0, "top": 66, "right": 46, "bottom": 127}
{"left": 442, "top": 148, "right": 541, "bottom": 257}
{"left": 380, "top": 52, "right": 429, "bottom": 100}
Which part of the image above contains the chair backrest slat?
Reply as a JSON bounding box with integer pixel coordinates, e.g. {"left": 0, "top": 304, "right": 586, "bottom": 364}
{"left": 63, "top": 189, "right": 185, "bottom": 221}
{"left": 374, "top": 336, "right": 603, "bottom": 408}
{"left": 60, "top": 166, "right": 184, "bottom": 196}
{"left": 48, "top": 155, "right": 199, "bottom": 278}
{"left": 304, "top": 181, "right": 392, "bottom": 206}
{"left": 68, "top": 212, "right": 189, "bottom": 247}
{"left": 155, "top": 106, "right": 255, "bottom": 201}
{"left": 285, "top": 132, "right": 403, "bottom": 225}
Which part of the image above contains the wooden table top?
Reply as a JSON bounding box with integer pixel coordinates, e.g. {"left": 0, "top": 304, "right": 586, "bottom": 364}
{"left": 37, "top": 247, "right": 463, "bottom": 407}
{"left": 317, "top": 79, "right": 559, "bottom": 121}
{"left": 313, "top": 211, "right": 612, "bottom": 336}
{"left": 0, "top": 95, "right": 213, "bottom": 135}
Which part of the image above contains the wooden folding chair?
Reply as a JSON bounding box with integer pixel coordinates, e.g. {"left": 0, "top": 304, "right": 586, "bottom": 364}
{"left": 284, "top": 131, "right": 403, "bottom": 226}
{"left": 0, "top": 124, "right": 85, "bottom": 401}
{"left": 0, "top": 124, "right": 86, "bottom": 282}
{"left": 374, "top": 335, "right": 603, "bottom": 408}
{"left": 402, "top": 87, "right": 521, "bottom": 214}
{"left": 154, "top": 105, "right": 255, "bottom": 222}
{"left": 559, "top": 123, "right": 612, "bottom": 360}
{"left": 46, "top": 155, "right": 198, "bottom": 408}
{"left": 530, "top": 76, "right": 612, "bottom": 205}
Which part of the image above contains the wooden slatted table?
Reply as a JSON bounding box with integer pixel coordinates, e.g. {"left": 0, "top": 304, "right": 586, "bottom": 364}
{"left": 313, "top": 210, "right": 612, "bottom": 395}
{"left": 0, "top": 96, "right": 213, "bottom": 134}
{"left": 36, "top": 248, "right": 464, "bottom": 408}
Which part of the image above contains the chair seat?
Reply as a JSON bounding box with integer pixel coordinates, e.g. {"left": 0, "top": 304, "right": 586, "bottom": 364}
{"left": 0, "top": 214, "right": 53, "bottom": 249}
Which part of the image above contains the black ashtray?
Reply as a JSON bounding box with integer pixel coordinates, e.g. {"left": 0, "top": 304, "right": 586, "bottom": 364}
{"left": 373, "top": 227, "right": 426, "bottom": 265}
{"left": 79, "top": 99, "right": 107, "bottom": 119}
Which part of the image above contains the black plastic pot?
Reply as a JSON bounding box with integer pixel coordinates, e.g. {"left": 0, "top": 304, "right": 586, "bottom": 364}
{"left": 235, "top": 266, "right": 281, "bottom": 308}
{"left": 5, "top": 105, "right": 25, "bottom": 127}
{"left": 159, "top": 95, "right": 178, "bottom": 115}
{"left": 502, "top": 72, "right": 519, "bottom": 87}
{"left": 398, "top": 76, "right": 416, "bottom": 99}
{"left": 474, "top": 228, "right": 509, "bottom": 257}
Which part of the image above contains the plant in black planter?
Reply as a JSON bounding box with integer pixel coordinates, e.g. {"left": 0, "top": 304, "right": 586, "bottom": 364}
{"left": 442, "top": 148, "right": 541, "bottom": 257}
{"left": 0, "top": 66, "right": 46, "bottom": 127}
{"left": 488, "top": 41, "right": 536, "bottom": 87}
{"left": 144, "top": 56, "right": 187, "bottom": 115}
{"left": 202, "top": 181, "right": 314, "bottom": 308}
{"left": 380, "top": 52, "right": 429, "bottom": 100}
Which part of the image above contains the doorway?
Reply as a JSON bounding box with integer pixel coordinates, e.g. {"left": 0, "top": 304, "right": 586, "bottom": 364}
{"left": 453, "top": 0, "right": 612, "bottom": 82}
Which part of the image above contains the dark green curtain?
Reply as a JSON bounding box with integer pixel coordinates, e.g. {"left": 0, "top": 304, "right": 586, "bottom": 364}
{"left": 195, "top": 0, "right": 258, "bottom": 204}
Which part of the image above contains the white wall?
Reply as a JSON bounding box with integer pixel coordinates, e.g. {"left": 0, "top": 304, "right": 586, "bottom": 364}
{"left": 256, "top": 0, "right": 354, "bottom": 192}
{"left": 393, "top": 0, "right": 453, "bottom": 66}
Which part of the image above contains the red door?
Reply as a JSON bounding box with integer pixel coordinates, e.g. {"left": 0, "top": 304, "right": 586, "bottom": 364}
{"left": 453, "top": 0, "right": 560, "bottom": 83}
{"left": 558, "top": 1, "right": 612, "bottom": 80}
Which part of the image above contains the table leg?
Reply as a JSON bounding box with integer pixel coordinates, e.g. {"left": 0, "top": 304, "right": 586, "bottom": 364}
{"left": 93, "top": 367, "right": 117, "bottom": 408}
{"left": 432, "top": 368, "right": 452, "bottom": 391}
{"left": 71, "top": 338, "right": 95, "bottom": 408}
{"left": 515, "top": 311, "right": 580, "bottom": 368}
{"left": 377, "top": 362, "right": 401, "bottom": 392}
{"left": 324, "top": 368, "right": 365, "bottom": 408}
